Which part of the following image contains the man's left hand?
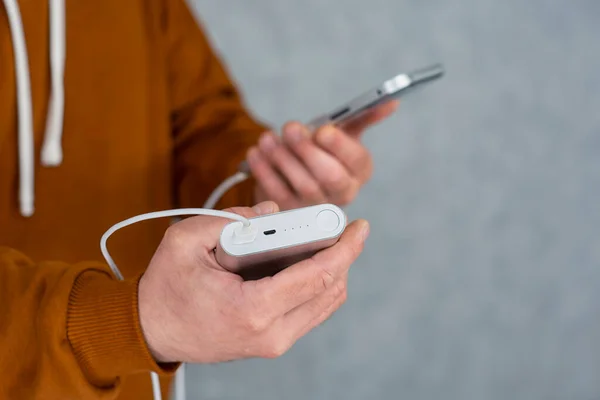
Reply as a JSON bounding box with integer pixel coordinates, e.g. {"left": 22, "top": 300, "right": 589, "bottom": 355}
{"left": 247, "top": 100, "right": 399, "bottom": 210}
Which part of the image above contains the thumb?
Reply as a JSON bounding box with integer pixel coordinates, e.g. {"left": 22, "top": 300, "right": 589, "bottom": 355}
{"left": 179, "top": 201, "right": 281, "bottom": 248}
{"left": 221, "top": 201, "right": 280, "bottom": 220}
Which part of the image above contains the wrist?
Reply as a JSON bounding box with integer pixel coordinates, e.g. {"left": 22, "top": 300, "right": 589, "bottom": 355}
{"left": 67, "top": 270, "right": 178, "bottom": 386}
{"left": 137, "top": 273, "right": 174, "bottom": 363}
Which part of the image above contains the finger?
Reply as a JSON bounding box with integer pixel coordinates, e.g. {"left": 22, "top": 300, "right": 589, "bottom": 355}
{"left": 251, "top": 201, "right": 280, "bottom": 217}
{"left": 173, "top": 202, "right": 280, "bottom": 249}
{"left": 281, "top": 278, "right": 345, "bottom": 339}
{"left": 282, "top": 123, "right": 358, "bottom": 202}
{"left": 247, "top": 146, "right": 299, "bottom": 208}
{"left": 254, "top": 283, "right": 347, "bottom": 359}
{"left": 284, "top": 270, "right": 348, "bottom": 336}
{"left": 314, "top": 126, "right": 373, "bottom": 183}
{"left": 290, "top": 281, "right": 347, "bottom": 341}
{"left": 340, "top": 100, "right": 399, "bottom": 138}
{"left": 248, "top": 220, "right": 369, "bottom": 317}
{"left": 341, "top": 99, "right": 399, "bottom": 135}
{"left": 258, "top": 132, "right": 327, "bottom": 204}
{"left": 220, "top": 201, "right": 280, "bottom": 220}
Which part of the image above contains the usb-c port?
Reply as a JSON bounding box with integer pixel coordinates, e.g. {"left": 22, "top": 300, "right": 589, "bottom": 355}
{"left": 263, "top": 229, "right": 276, "bottom": 236}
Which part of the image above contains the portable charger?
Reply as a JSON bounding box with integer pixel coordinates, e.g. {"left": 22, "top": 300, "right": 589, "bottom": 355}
{"left": 216, "top": 203, "right": 346, "bottom": 275}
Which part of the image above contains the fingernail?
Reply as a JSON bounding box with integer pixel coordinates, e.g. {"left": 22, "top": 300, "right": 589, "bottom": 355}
{"left": 285, "top": 124, "right": 306, "bottom": 144}
{"left": 361, "top": 221, "right": 370, "bottom": 241}
{"left": 259, "top": 133, "right": 277, "bottom": 152}
{"left": 318, "top": 127, "right": 336, "bottom": 146}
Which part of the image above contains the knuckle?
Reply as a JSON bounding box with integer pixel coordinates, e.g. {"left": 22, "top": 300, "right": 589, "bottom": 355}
{"left": 333, "top": 280, "right": 346, "bottom": 298}
{"left": 243, "top": 312, "right": 269, "bottom": 333}
{"left": 318, "top": 267, "right": 336, "bottom": 292}
{"left": 163, "top": 224, "right": 187, "bottom": 246}
{"left": 339, "top": 289, "right": 348, "bottom": 304}
{"left": 261, "top": 338, "right": 291, "bottom": 359}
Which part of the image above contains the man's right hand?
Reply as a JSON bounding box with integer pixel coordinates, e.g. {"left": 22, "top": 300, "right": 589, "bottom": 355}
{"left": 138, "top": 201, "right": 370, "bottom": 364}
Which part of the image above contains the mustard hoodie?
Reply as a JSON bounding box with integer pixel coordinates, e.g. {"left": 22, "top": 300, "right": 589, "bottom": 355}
{"left": 0, "top": 0, "right": 265, "bottom": 398}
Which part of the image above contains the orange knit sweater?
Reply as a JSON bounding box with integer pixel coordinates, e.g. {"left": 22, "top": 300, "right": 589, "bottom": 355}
{"left": 0, "top": 0, "right": 265, "bottom": 398}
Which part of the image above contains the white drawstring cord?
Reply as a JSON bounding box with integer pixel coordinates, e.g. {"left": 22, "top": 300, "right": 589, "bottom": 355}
{"left": 41, "top": 0, "right": 66, "bottom": 167}
{"left": 4, "top": 0, "right": 66, "bottom": 216}
{"left": 150, "top": 373, "right": 162, "bottom": 400}
{"left": 3, "top": 0, "right": 35, "bottom": 217}
{"left": 174, "top": 363, "right": 186, "bottom": 400}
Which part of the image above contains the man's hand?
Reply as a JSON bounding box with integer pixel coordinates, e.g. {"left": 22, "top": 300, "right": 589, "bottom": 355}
{"left": 138, "top": 201, "right": 370, "bottom": 363}
{"left": 247, "top": 101, "right": 399, "bottom": 210}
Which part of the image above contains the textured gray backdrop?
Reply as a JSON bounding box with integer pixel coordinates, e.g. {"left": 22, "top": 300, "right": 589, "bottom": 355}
{"left": 185, "top": 0, "right": 600, "bottom": 399}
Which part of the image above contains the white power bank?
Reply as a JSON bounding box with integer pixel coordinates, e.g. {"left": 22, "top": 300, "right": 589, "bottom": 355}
{"left": 216, "top": 204, "right": 346, "bottom": 278}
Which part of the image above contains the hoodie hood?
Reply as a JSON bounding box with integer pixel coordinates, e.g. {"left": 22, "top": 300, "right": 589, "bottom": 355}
{"left": 2, "top": 0, "right": 65, "bottom": 217}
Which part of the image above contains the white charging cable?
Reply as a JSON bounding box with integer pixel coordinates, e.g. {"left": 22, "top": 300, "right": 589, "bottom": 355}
{"left": 203, "top": 171, "right": 249, "bottom": 209}
{"left": 100, "top": 169, "right": 252, "bottom": 400}
{"left": 100, "top": 208, "right": 250, "bottom": 281}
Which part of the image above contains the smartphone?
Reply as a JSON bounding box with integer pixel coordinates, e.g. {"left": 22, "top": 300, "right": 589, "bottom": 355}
{"left": 306, "top": 63, "right": 444, "bottom": 130}
{"left": 237, "top": 63, "right": 444, "bottom": 174}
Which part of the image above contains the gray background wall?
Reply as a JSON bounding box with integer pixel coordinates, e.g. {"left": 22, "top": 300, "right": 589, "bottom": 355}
{"left": 186, "top": 0, "right": 600, "bottom": 399}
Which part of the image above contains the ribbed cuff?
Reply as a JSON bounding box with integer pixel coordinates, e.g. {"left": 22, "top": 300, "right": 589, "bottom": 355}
{"left": 67, "top": 271, "right": 179, "bottom": 387}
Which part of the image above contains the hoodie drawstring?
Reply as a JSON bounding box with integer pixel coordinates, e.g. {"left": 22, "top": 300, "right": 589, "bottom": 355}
{"left": 42, "top": 0, "right": 65, "bottom": 167}
{"left": 3, "top": 0, "right": 66, "bottom": 217}
{"left": 3, "top": 0, "right": 34, "bottom": 217}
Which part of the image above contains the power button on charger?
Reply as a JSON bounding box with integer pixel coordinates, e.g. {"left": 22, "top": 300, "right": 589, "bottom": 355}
{"left": 317, "top": 209, "right": 340, "bottom": 232}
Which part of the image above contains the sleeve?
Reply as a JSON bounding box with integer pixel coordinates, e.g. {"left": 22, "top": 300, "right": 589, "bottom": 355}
{"left": 165, "top": 0, "right": 270, "bottom": 210}
{"left": 0, "top": 247, "right": 177, "bottom": 399}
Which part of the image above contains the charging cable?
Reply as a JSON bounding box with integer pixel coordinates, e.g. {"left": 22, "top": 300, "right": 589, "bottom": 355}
{"left": 203, "top": 170, "right": 249, "bottom": 209}
{"left": 100, "top": 208, "right": 251, "bottom": 280}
